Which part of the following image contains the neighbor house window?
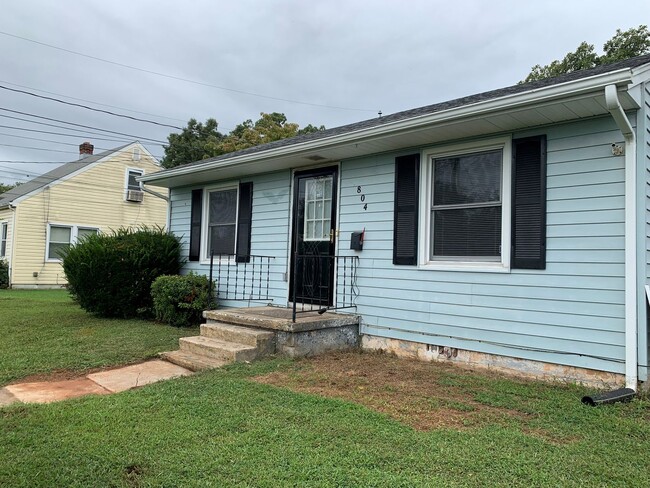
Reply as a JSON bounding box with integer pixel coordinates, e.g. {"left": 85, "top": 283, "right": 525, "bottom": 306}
{"left": 205, "top": 187, "right": 238, "bottom": 257}
{"left": 0, "top": 222, "right": 7, "bottom": 257}
{"left": 47, "top": 224, "right": 99, "bottom": 261}
{"left": 126, "top": 169, "right": 143, "bottom": 191}
{"left": 124, "top": 168, "right": 145, "bottom": 203}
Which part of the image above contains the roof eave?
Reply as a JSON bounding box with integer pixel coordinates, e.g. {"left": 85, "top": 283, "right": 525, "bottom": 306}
{"left": 141, "top": 67, "right": 635, "bottom": 186}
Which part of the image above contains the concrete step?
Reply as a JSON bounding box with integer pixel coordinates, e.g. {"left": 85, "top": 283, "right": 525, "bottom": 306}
{"left": 201, "top": 322, "right": 275, "bottom": 354}
{"left": 160, "top": 350, "right": 230, "bottom": 371}
{"left": 179, "top": 336, "right": 258, "bottom": 362}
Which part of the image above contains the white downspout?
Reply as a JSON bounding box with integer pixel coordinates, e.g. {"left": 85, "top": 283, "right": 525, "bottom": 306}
{"left": 605, "top": 84, "right": 637, "bottom": 390}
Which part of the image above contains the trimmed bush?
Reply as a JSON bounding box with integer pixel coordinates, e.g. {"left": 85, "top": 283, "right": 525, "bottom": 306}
{"left": 61, "top": 226, "right": 182, "bottom": 318}
{"left": 151, "top": 273, "right": 214, "bottom": 327}
{"left": 0, "top": 260, "right": 8, "bottom": 289}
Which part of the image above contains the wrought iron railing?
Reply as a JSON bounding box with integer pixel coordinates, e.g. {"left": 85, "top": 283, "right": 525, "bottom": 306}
{"left": 208, "top": 253, "right": 275, "bottom": 306}
{"left": 292, "top": 254, "right": 359, "bottom": 322}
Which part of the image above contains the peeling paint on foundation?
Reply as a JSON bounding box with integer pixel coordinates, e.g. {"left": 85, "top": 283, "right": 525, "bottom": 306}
{"left": 361, "top": 335, "right": 625, "bottom": 389}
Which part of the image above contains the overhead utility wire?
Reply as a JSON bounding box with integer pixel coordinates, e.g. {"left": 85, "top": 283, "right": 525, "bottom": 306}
{"left": 0, "top": 131, "right": 163, "bottom": 157}
{"left": 0, "top": 30, "right": 376, "bottom": 113}
{"left": 0, "top": 124, "right": 136, "bottom": 144}
{"left": 0, "top": 79, "right": 187, "bottom": 123}
{"left": 0, "top": 131, "right": 117, "bottom": 148}
{"left": 0, "top": 142, "right": 85, "bottom": 154}
{"left": 0, "top": 108, "right": 167, "bottom": 144}
{"left": 0, "top": 84, "right": 183, "bottom": 130}
{"left": 0, "top": 155, "right": 164, "bottom": 188}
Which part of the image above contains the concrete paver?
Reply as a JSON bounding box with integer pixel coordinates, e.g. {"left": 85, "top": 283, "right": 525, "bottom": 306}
{"left": 5, "top": 378, "right": 111, "bottom": 404}
{"left": 0, "top": 360, "right": 194, "bottom": 407}
{"left": 0, "top": 387, "right": 19, "bottom": 407}
{"left": 87, "top": 360, "right": 192, "bottom": 393}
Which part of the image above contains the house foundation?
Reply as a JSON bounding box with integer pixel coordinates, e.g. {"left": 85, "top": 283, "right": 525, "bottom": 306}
{"left": 361, "top": 335, "right": 626, "bottom": 389}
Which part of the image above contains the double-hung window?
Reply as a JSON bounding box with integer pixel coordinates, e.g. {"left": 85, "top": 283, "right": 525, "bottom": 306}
{"left": 395, "top": 135, "right": 545, "bottom": 270}
{"left": 47, "top": 224, "right": 99, "bottom": 261}
{"left": 431, "top": 149, "right": 503, "bottom": 260}
{"left": 0, "top": 222, "right": 7, "bottom": 258}
{"left": 205, "top": 186, "right": 238, "bottom": 258}
{"left": 421, "top": 137, "right": 511, "bottom": 269}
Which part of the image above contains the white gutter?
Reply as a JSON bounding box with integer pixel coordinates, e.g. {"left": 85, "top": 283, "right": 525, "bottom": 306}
{"left": 141, "top": 68, "right": 634, "bottom": 184}
{"left": 605, "top": 84, "right": 637, "bottom": 390}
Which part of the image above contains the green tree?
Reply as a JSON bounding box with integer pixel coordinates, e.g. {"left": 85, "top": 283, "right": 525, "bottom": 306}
{"left": 160, "top": 118, "right": 225, "bottom": 169}
{"left": 0, "top": 182, "right": 16, "bottom": 194}
{"left": 522, "top": 25, "right": 650, "bottom": 83}
{"left": 161, "top": 113, "right": 325, "bottom": 169}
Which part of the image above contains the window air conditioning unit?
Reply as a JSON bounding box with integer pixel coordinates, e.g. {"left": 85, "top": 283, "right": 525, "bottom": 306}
{"left": 126, "top": 190, "right": 144, "bottom": 202}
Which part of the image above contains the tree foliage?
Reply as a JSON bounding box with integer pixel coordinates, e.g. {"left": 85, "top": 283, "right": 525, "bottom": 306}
{"left": 160, "top": 118, "right": 225, "bottom": 169}
{"left": 161, "top": 112, "right": 325, "bottom": 169}
{"left": 0, "top": 182, "right": 16, "bottom": 194}
{"left": 523, "top": 25, "right": 650, "bottom": 83}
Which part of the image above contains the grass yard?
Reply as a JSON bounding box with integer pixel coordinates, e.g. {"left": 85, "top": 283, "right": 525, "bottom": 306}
{"left": 1, "top": 290, "right": 649, "bottom": 486}
{"left": 1, "top": 350, "right": 649, "bottom": 486}
{"left": 0, "top": 289, "right": 197, "bottom": 385}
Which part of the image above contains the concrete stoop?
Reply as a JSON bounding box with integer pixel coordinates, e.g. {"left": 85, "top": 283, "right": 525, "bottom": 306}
{"left": 161, "top": 306, "right": 360, "bottom": 371}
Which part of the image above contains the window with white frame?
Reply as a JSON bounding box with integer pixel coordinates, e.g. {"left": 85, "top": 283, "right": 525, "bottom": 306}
{"left": 422, "top": 138, "right": 510, "bottom": 267}
{"left": 205, "top": 187, "right": 238, "bottom": 258}
{"left": 47, "top": 224, "right": 99, "bottom": 261}
{"left": 127, "top": 169, "right": 143, "bottom": 191}
{"left": 304, "top": 176, "right": 333, "bottom": 241}
{"left": 0, "top": 222, "right": 7, "bottom": 258}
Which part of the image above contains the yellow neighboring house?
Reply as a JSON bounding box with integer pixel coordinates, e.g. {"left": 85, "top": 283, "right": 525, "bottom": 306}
{"left": 0, "top": 141, "right": 168, "bottom": 288}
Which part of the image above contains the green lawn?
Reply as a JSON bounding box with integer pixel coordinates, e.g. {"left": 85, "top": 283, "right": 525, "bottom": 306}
{"left": 0, "top": 289, "right": 196, "bottom": 385}
{"left": 1, "top": 290, "right": 649, "bottom": 486}
{"left": 1, "top": 359, "right": 649, "bottom": 487}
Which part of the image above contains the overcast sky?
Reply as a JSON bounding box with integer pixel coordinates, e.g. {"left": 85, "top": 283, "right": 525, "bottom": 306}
{"left": 0, "top": 0, "right": 646, "bottom": 184}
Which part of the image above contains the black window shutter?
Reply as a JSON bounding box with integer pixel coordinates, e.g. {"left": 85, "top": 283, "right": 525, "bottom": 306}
{"left": 393, "top": 154, "right": 420, "bottom": 265}
{"left": 189, "top": 189, "right": 203, "bottom": 261}
{"left": 236, "top": 182, "right": 253, "bottom": 263}
{"left": 511, "top": 136, "right": 546, "bottom": 269}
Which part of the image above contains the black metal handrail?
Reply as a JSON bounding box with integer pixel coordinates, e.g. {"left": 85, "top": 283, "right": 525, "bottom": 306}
{"left": 292, "top": 254, "right": 359, "bottom": 322}
{"left": 208, "top": 252, "right": 275, "bottom": 306}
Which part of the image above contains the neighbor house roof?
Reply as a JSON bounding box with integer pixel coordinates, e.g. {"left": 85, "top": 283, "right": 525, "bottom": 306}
{"left": 0, "top": 143, "right": 132, "bottom": 208}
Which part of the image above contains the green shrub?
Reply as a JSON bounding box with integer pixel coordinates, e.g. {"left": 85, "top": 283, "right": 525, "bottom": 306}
{"left": 61, "top": 226, "right": 183, "bottom": 318}
{"left": 151, "top": 273, "right": 214, "bottom": 327}
{"left": 0, "top": 260, "right": 8, "bottom": 289}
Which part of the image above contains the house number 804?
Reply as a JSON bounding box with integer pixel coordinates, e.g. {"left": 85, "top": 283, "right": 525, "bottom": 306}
{"left": 357, "top": 186, "right": 367, "bottom": 210}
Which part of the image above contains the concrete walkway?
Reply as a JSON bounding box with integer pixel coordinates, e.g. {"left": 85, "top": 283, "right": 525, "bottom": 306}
{"left": 0, "top": 360, "right": 192, "bottom": 407}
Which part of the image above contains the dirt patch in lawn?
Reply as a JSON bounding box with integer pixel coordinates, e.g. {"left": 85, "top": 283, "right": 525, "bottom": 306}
{"left": 253, "top": 351, "right": 532, "bottom": 431}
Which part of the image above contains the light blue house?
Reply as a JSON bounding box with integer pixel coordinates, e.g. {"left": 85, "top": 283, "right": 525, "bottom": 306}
{"left": 142, "top": 55, "right": 650, "bottom": 390}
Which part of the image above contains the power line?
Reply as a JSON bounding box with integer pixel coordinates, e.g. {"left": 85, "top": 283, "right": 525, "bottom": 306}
{"left": 0, "top": 84, "right": 183, "bottom": 130}
{"left": 0, "top": 30, "right": 376, "bottom": 113}
{"left": 0, "top": 79, "right": 188, "bottom": 123}
{"left": 0, "top": 124, "right": 136, "bottom": 144}
{"left": 0, "top": 131, "right": 113, "bottom": 148}
{"left": 0, "top": 142, "right": 82, "bottom": 154}
{"left": 0, "top": 107, "right": 166, "bottom": 144}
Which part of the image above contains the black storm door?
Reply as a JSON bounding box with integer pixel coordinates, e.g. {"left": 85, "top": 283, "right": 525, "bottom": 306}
{"left": 290, "top": 166, "right": 338, "bottom": 306}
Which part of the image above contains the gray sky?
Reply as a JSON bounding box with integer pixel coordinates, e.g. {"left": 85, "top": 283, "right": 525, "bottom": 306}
{"left": 0, "top": 0, "right": 647, "bottom": 184}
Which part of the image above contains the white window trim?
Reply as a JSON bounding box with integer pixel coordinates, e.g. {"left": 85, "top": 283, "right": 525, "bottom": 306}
{"left": 46, "top": 223, "right": 100, "bottom": 262}
{"left": 199, "top": 183, "right": 240, "bottom": 265}
{"left": 418, "top": 136, "right": 512, "bottom": 273}
{"left": 124, "top": 167, "right": 144, "bottom": 200}
{"left": 0, "top": 221, "right": 7, "bottom": 258}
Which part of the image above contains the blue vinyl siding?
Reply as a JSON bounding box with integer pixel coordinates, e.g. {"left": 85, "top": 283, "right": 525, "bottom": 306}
{"left": 337, "top": 116, "right": 627, "bottom": 374}
{"left": 169, "top": 170, "right": 291, "bottom": 307}
{"left": 166, "top": 115, "right": 639, "bottom": 375}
